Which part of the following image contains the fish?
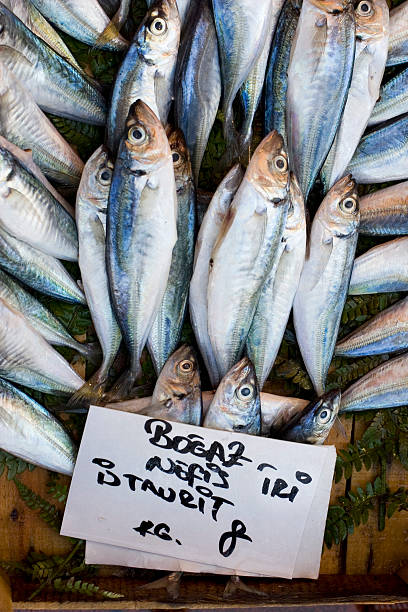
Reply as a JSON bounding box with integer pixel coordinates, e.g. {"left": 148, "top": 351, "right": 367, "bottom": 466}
{"left": 207, "top": 131, "right": 289, "bottom": 379}
{"left": 190, "top": 164, "right": 243, "bottom": 387}
{"left": 368, "top": 67, "right": 408, "bottom": 127}
{"left": 349, "top": 237, "right": 408, "bottom": 294}
{"left": 68, "top": 146, "right": 122, "bottom": 407}
{"left": 0, "top": 226, "right": 86, "bottom": 304}
{"left": 286, "top": 0, "right": 355, "bottom": 199}
{"left": 358, "top": 181, "right": 408, "bottom": 235}
{"left": 274, "top": 390, "right": 340, "bottom": 444}
{"left": 0, "top": 62, "right": 84, "bottom": 188}
{"left": 0, "top": 4, "right": 107, "bottom": 125}
{"left": 203, "top": 357, "right": 261, "bottom": 435}
{"left": 147, "top": 0, "right": 191, "bottom": 26}
{"left": 174, "top": 0, "right": 221, "bottom": 184}
{"left": 29, "top": 0, "right": 128, "bottom": 50}
{"left": 321, "top": 0, "right": 389, "bottom": 191}
{"left": 0, "top": 268, "right": 97, "bottom": 360}
{"left": 0, "top": 378, "right": 76, "bottom": 475}
{"left": 0, "top": 146, "right": 78, "bottom": 261}
{"left": 335, "top": 296, "right": 408, "bottom": 358}
{"left": 293, "top": 175, "right": 360, "bottom": 395}
{"left": 340, "top": 352, "right": 408, "bottom": 412}
{"left": 0, "top": 297, "right": 84, "bottom": 395}
{"left": 264, "top": 0, "right": 300, "bottom": 144}
{"left": 346, "top": 115, "right": 408, "bottom": 184}
{"left": 141, "top": 345, "right": 202, "bottom": 425}
{"left": 386, "top": 0, "right": 408, "bottom": 67}
{"left": 107, "top": 0, "right": 180, "bottom": 153}
{"left": 212, "top": 0, "right": 274, "bottom": 146}
{"left": 106, "top": 100, "right": 177, "bottom": 393}
{"left": 246, "top": 172, "right": 306, "bottom": 389}
{"left": 147, "top": 128, "right": 195, "bottom": 375}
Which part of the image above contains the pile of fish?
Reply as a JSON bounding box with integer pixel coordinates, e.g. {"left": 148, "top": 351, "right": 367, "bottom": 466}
{"left": 0, "top": 0, "right": 408, "bottom": 476}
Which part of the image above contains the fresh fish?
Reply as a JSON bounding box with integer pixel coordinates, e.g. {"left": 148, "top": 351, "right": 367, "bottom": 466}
{"left": 207, "top": 131, "right": 289, "bottom": 379}
{"left": 340, "top": 352, "right": 408, "bottom": 412}
{"left": 107, "top": 0, "right": 180, "bottom": 153}
{"left": 203, "top": 357, "right": 261, "bottom": 435}
{"left": 0, "top": 268, "right": 96, "bottom": 360}
{"left": 386, "top": 0, "right": 408, "bottom": 67}
{"left": 346, "top": 115, "right": 408, "bottom": 184}
{"left": 368, "top": 67, "right": 408, "bottom": 127}
{"left": 0, "top": 226, "right": 86, "bottom": 304}
{"left": 358, "top": 182, "right": 408, "bottom": 235}
{"left": 69, "top": 146, "right": 121, "bottom": 407}
{"left": 212, "top": 0, "right": 273, "bottom": 145}
{"left": 349, "top": 237, "right": 408, "bottom": 294}
{"left": 29, "top": 0, "right": 128, "bottom": 50}
{"left": 174, "top": 0, "right": 221, "bottom": 184}
{"left": 141, "top": 345, "right": 202, "bottom": 425}
{"left": 0, "top": 378, "right": 76, "bottom": 475}
{"left": 286, "top": 0, "right": 355, "bottom": 199}
{"left": 0, "top": 4, "right": 107, "bottom": 124}
{"left": 321, "top": 0, "right": 389, "bottom": 190}
{"left": 293, "top": 175, "right": 360, "bottom": 395}
{"left": 336, "top": 296, "right": 408, "bottom": 357}
{"left": 247, "top": 172, "right": 306, "bottom": 389}
{"left": 190, "top": 164, "right": 243, "bottom": 387}
{"left": 0, "top": 297, "right": 84, "bottom": 394}
{"left": 98, "top": 0, "right": 131, "bottom": 33}
{"left": 107, "top": 101, "right": 177, "bottom": 391}
{"left": 147, "top": 128, "right": 195, "bottom": 375}
{"left": 274, "top": 390, "right": 340, "bottom": 444}
{"left": 0, "top": 146, "right": 78, "bottom": 261}
{"left": 265, "top": 0, "right": 300, "bottom": 144}
{"left": 0, "top": 62, "right": 83, "bottom": 188}
{"left": 147, "top": 0, "right": 191, "bottom": 26}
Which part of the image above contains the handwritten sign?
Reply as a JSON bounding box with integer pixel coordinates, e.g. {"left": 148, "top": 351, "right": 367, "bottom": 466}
{"left": 62, "top": 406, "right": 336, "bottom": 578}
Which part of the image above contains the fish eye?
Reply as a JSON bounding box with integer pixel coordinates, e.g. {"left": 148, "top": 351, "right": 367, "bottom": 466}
{"left": 339, "top": 196, "right": 357, "bottom": 214}
{"left": 318, "top": 408, "right": 332, "bottom": 424}
{"left": 172, "top": 151, "right": 183, "bottom": 167}
{"left": 234, "top": 423, "right": 246, "bottom": 431}
{"left": 178, "top": 359, "right": 194, "bottom": 373}
{"left": 97, "top": 168, "right": 112, "bottom": 185}
{"left": 356, "top": 0, "right": 373, "bottom": 16}
{"left": 274, "top": 155, "right": 287, "bottom": 172}
{"left": 128, "top": 126, "right": 147, "bottom": 145}
{"left": 236, "top": 384, "right": 254, "bottom": 401}
{"left": 149, "top": 17, "right": 167, "bottom": 35}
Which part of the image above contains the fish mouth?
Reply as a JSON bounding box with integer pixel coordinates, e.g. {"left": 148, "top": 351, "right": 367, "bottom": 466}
{"left": 320, "top": 389, "right": 342, "bottom": 413}
{"left": 309, "top": 0, "right": 352, "bottom": 13}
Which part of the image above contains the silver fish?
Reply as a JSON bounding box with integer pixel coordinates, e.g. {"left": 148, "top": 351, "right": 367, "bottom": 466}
{"left": 358, "top": 181, "right": 408, "bottom": 235}
{"left": 286, "top": 0, "right": 355, "bottom": 199}
{"left": 321, "top": 0, "right": 389, "bottom": 190}
{"left": 293, "top": 175, "right": 360, "bottom": 395}
{"left": 29, "top": 0, "right": 128, "bottom": 50}
{"left": 247, "top": 172, "right": 306, "bottom": 389}
{"left": 340, "top": 352, "right": 408, "bottom": 412}
{"left": 349, "top": 237, "right": 408, "bottom": 294}
{"left": 107, "top": 100, "right": 177, "bottom": 391}
{"left": 0, "top": 146, "right": 78, "bottom": 261}
{"left": 386, "top": 0, "right": 408, "bottom": 67}
{"left": 275, "top": 390, "right": 340, "bottom": 444}
{"left": 69, "top": 146, "right": 122, "bottom": 407}
{"left": 0, "top": 4, "right": 107, "bottom": 124}
{"left": 147, "top": 128, "right": 195, "bottom": 375}
{"left": 147, "top": 0, "right": 191, "bottom": 26}
{"left": 107, "top": 0, "right": 180, "bottom": 153}
{"left": 0, "top": 297, "right": 84, "bottom": 395}
{"left": 0, "top": 378, "right": 76, "bottom": 475}
{"left": 190, "top": 164, "right": 243, "bottom": 387}
{"left": 368, "top": 67, "right": 408, "bottom": 127}
{"left": 203, "top": 357, "right": 261, "bottom": 435}
{"left": 336, "top": 296, "right": 408, "bottom": 357}
{"left": 0, "top": 62, "right": 84, "bottom": 188}
{"left": 207, "top": 131, "right": 289, "bottom": 379}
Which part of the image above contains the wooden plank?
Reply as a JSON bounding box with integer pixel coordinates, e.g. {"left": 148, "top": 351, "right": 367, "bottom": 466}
{"left": 0, "top": 570, "right": 12, "bottom": 612}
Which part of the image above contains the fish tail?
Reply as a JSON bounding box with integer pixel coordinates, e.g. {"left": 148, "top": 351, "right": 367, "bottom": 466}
{"left": 75, "top": 341, "right": 102, "bottom": 365}
{"left": 103, "top": 367, "right": 139, "bottom": 402}
{"left": 66, "top": 371, "right": 107, "bottom": 409}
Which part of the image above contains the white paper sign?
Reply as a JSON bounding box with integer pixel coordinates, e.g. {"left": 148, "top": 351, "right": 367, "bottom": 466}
{"left": 62, "top": 406, "right": 336, "bottom": 578}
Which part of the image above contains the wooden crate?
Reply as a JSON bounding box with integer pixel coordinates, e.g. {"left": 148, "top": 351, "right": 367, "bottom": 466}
{"left": 1, "top": 415, "right": 407, "bottom": 609}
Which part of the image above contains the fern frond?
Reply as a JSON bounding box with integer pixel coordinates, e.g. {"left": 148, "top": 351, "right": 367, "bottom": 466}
{"left": 13, "top": 479, "right": 62, "bottom": 531}
{"left": 0, "top": 450, "right": 36, "bottom": 480}
{"left": 52, "top": 577, "right": 124, "bottom": 599}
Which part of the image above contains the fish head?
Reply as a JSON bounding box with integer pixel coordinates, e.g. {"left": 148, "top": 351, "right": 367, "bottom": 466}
{"left": 320, "top": 174, "right": 360, "bottom": 238}
{"left": 124, "top": 100, "right": 171, "bottom": 171}
{"left": 207, "top": 358, "right": 261, "bottom": 435}
{"left": 0, "top": 146, "right": 15, "bottom": 184}
{"left": 80, "top": 145, "right": 113, "bottom": 212}
{"left": 297, "top": 390, "right": 341, "bottom": 443}
{"left": 286, "top": 172, "right": 306, "bottom": 233}
{"left": 246, "top": 131, "right": 289, "bottom": 204}
{"left": 166, "top": 126, "right": 193, "bottom": 190}
{"left": 137, "top": 0, "right": 181, "bottom": 64}
{"left": 354, "top": 0, "right": 388, "bottom": 41}
{"left": 152, "top": 345, "right": 202, "bottom": 425}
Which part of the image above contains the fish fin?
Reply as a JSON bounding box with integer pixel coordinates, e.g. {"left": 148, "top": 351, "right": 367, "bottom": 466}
{"left": 223, "top": 576, "right": 267, "bottom": 599}
{"left": 333, "top": 415, "right": 348, "bottom": 440}
{"left": 66, "top": 372, "right": 107, "bottom": 409}
{"left": 138, "top": 572, "right": 182, "bottom": 600}
{"left": 104, "top": 368, "right": 140, "bottom": 402}
{"left": 77, "top": 280, "right": 84, "bottom": 291}
{"left": 75, "top": 341, "right": 102, "bottom": 365}
{"left": 310, "top": 16, "right": 328, "bottom": 80}
{"left": 94, "top": 14, "right": 129, "bottom": 49}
